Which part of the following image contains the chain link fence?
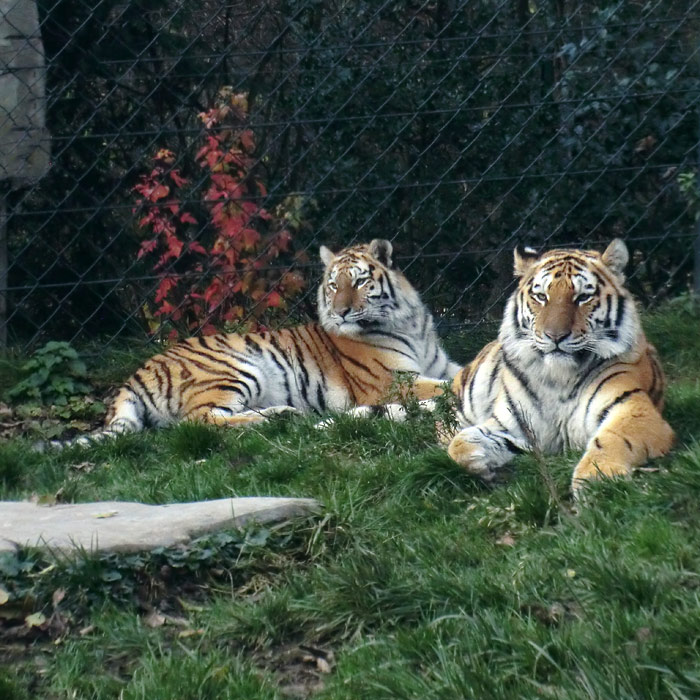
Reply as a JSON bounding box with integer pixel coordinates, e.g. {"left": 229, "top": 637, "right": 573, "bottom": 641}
{"left": 2, "top": 0, "right": 699, "bottom": 352}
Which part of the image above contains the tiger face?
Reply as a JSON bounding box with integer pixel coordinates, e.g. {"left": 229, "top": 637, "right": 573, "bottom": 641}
{"left": 502, "top": 239, "right": 641, "bottom": 369}
{"left": 317, "top": 238, "right": 417, "bottom": 336}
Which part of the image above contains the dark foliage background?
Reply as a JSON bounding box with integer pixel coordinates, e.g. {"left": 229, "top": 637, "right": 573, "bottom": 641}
{"left": 5, "top": 0, "right": 700, "bottom": 347}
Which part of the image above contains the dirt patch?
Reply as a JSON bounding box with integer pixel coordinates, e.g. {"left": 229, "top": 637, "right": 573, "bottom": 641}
{"left": 257, "top": 642, "right": 335, "bottom": 698}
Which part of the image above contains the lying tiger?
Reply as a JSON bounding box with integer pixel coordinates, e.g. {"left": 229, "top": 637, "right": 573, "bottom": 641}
{"left": 49, "top": 239, "right": 459, "bottom": 448}
{"left": 448, "top": 239, "right": 674, "bottom": 494}
{"left": 353, "top": 239, "right": 674, "bottom": 495}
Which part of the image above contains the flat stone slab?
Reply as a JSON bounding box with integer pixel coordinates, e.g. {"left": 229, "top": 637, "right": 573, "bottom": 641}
{"left": 0, "top": 497, "right": 321, "bottom": 554}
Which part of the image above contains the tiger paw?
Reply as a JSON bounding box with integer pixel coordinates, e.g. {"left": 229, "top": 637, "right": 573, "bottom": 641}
{"left": 446, "top": 429, "right": 496, "bottom": 481}
{"left": 313, "top": 406, "right": 373, "bottom": 430}
{"left": 313, "top": 416, "right": 336, "bottom": 430}
{"left": 571, "top": 456, "right": 631, "bottom": 497}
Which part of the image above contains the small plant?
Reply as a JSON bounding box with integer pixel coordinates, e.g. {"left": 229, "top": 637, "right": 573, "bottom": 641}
{"left": 385, "top": 371, "right": 425, "bottom": 419}
{"left": 431, "top": 379, "right": 461, "bottom": 443}
{"left": 384, "top": 373, "right": 459, "bottom": 442}
{"left": 132, "top": 87, "right": 307, "bottom": 339}
{"left": 6, "top": 341, "right": 92, "bottom": 406}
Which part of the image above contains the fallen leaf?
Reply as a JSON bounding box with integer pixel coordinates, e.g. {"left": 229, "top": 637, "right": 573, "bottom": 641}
{"left": 25, "top": 612, "right": 47, "bottom": 628}
{"left": 92, "top": 510, "right": 119, "bottom": 519}
{"left": 178, "top": 628, "right": 204, "bottom": 639}
{"left": 34, "top": 565, "right": 56, "bottom": 579}
{"left": 162, "top": 614, "right": 189, "bottom": 627}
{"left": 79, "top": 625, "right": 95, "bottom": 636}
{"left": 0, "top": 587, "right": 9, "bottom": 605}
{"left": 178, "top": 597, "right": 205, "bottom": 613}
{"left": 316, "top": 657, "right": 332, "bottom": 674}
{"left": 634, "top": 135, "right": 656, "bottom": 153}
{"left": 70, "top": 461, "right": 95, "bottom": 473}
{"left": 144, "top": 611, "right": 166, "bottom": 628}
{"left": 496, "top": 533, "right": 516, "bottom": 547}
{"left": 565, "top": 569, "right": 576, "bottom": 578}
{"left": 52, "top": 588, "right": 66, "bottom": 608}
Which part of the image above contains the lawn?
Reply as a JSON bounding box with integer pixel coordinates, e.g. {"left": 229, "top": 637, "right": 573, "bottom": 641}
{"left": 1, "top": 300, "right": 700, "bottom": 699}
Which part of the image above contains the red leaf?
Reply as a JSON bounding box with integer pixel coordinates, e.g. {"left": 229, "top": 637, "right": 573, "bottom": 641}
{"left": 155, "top": 277, "right": 178, "bottom": 303}
{"left": 166, "top": 236, "right": 184, "bottom": 259}
{"left": 155, "top": 149, "right": 176, "bottom": 164}
{"left": 198, "top": 110, "right": 218, "bottom": 129}
{"left": 217, "top": 214, "right": 244, "bottom": 239}
{"left": 180, "top": 212, "right": 197, "bottom": 225}
{"left": 169, "top": 169, "right": 188, "bottom": 187}
{"left": 188, "top": 241, "right": 207, "bottom": 255}
{"left": 241, "top": 228, "right": 261, "bottom": 250}
{"left": 156, "top": 300, "right": 176, "bottom": 316}
{"left": 240, "top": 201, "right": 261, "bottom": 218}
{"left": 138, "top": 213, "right": 155, "bottom": 228}
{"left": 239, "top": 129, "right": 255, "bottom": 153}
{"left": 137, "top": 239, "right": 158, "bottom": 259}
{"left": 281, "top": 271, "right": 305, "bottom": 295}
{"left": 222, "top": 248, "right": 238, "bottom": 267}
{"left": 205, "top": 184, "right": 227, "bottom": 202}
{"left": 203, "top": 279, "right": 223, "bottom": 306}
{"left": 276, "top": 229, "right": 292, "bottom": 252}
{"left": 150, "top": 184, "right": 169, "bottom": 202}
{"left": 266, "top": 291, "right": 282, "bottom": 308}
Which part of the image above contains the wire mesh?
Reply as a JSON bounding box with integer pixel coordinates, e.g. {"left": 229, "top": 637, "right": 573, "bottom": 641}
{"left": 2, "top": 0, "right": 699, "bottom": 351}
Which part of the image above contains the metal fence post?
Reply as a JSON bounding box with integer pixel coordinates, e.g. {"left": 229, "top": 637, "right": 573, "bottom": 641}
{"left": 0, "top": 190, "right": 6, "bottom": 347}
{"left": 695, "top": 101, "right": 700, "bottom": 298}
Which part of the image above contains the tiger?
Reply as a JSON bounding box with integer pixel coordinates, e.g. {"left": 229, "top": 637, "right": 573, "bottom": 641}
{"left": 445, "top": 238, "right": 674, "bottom": 495}
{"left": 47, "top": 239, "right": 460, "bottom": 448}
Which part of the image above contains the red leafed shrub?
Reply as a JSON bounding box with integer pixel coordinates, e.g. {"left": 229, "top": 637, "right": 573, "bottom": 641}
{"left": 132, "top": 89, "right": 306, "bottom": 338}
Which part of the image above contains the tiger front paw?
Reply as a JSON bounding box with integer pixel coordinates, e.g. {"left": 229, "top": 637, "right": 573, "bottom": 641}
{"left": 314, "top": 406, "right": 370, "bottom": 430}
{"left": 446, "top": 429, "right": 496, "bottom": 481}
{"left": 571, "top": 455, "right": 631, "bottom": 497}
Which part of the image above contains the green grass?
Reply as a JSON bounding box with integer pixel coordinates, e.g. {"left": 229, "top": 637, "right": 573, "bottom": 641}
{"left": 2, "top": 304, "right": 700, "bottom": 699}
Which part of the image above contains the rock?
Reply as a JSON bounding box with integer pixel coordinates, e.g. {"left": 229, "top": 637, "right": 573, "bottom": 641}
{"left": 0, "top": 497, "right": 321, "bottom": 554}
{"left": 0, "top": 0, "right": 51, "bottom": 187}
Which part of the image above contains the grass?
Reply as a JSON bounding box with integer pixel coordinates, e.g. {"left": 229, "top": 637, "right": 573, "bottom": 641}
{"left": 1, "top": 302, "right": 700, "bottom": 699}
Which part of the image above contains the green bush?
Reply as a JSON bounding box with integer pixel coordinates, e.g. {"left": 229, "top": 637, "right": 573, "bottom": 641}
{"left": 6, "top": 341, "right": 91, "bottom": 406}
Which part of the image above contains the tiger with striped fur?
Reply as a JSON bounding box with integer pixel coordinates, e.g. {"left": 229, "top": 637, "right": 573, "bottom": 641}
{"left": 50, "top": 239, "right": 459, "bottom": 448}
{"left": 447, "top": 239, "right": 674, "bottom": 495}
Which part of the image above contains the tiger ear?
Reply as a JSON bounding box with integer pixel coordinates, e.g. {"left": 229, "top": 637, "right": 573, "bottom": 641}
{"left": 513, "top": 246, "right": 539, "bottom": 277}
{"left": 319, "top": 245, "right": 335, "bottom": 267}
{"left": 368, "top": 238, "right": 393, "bottom": 267}
{"left": 601, "top": 238, "right": 629, "bottom": 277}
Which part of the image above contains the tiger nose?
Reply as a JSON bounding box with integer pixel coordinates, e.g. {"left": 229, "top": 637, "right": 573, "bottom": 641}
{"left": 337, "top": 306, "right": 351, "bottom": 318}
{"left": 544, "top": 329, "right": 570, "bottom": 343}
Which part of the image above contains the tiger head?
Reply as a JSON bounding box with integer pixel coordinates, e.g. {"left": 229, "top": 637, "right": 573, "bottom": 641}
{"left": 317, "top": 239, "right": 421, "bottom": 336}
{"left": 501, "top": 239, "right": 642, "bottom": 369}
